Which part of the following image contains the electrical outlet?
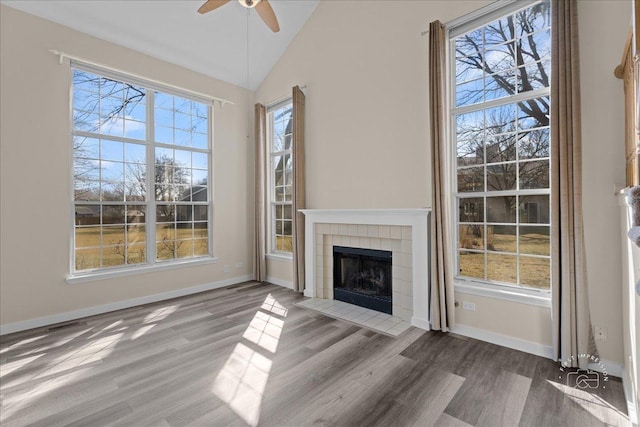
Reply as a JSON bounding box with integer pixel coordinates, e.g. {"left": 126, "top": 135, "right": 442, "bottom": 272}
{"left": 462, "top": 301, "right": 476, "bottom": 311}
{"left": 236, "top": 262, "right": 243, "bottom": 269}
{"left": 223, "top": 264, "right": 230, "bottom": 273}
{"left": 594, "top": 325, "right": 607, "bottom": 342}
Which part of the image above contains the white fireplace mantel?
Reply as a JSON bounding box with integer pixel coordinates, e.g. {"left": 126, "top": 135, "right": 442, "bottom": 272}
{"left": 300, "top": 208, "right": 431, "bottom": 330}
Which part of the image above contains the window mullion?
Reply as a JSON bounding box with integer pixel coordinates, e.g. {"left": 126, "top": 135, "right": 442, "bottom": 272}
{"left": 147, "top": 91, "right": 157, "bottom": 264}
{"left": 452, "top": 87, "right": 550, "bottom": 116}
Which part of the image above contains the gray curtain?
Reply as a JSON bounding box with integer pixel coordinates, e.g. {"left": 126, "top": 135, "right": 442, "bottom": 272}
{"left": 254, "top": 103, "right": 267, "bottom": 282}
{"left": 292, "top": 86, "right": 306, "bottom": 292}
{"left": 429, "top": 20, "right": 455, "bottom": 332}
{"left": 550, "top": 0, "right": 596, "bottom": 367}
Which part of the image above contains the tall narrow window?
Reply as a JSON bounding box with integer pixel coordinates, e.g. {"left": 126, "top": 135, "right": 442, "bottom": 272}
{"left": 72, "top": 66, "right": 212, "bottom": 273}
{"left": 268, "top": 101, "right": 293, "bottom": 254}
{"left": 452, "top": 1, "right": 551, "bottom": 290}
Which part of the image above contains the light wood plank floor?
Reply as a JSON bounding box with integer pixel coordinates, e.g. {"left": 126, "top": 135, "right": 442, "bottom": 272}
{"left": 0, "top": 282, "right": 630, "bottom": 426}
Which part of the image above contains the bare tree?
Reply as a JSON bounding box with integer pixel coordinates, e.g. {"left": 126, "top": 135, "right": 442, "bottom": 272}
{"left": 73, "top": 70, "right": 146, "bottom": 189}
{"left": 456, "top": 2, "right": 550, "bottom": 226}
{"left": 73, "top": 71, "right": 145, "bottom": 133}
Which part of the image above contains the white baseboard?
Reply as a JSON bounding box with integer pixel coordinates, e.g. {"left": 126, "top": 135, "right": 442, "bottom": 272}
{"left": 451, "top": 323, "right": 554, "bottom": 360}
{"left": 587, "top": 360, "right": 624, "bottom": 379}
{"left": 622, "top": 367, "right": 639, "bottom": 427}
{"left": 0, "top": 274, "right": 253, "bottom": 336}
{"left": 411, "top": 316, "right": 431, "bottom": 331}
{"left": 265, "top": 276, "right": 294, "bottom": 290}
{"left": 450, "top": 324, "right": 626, "bottom": 380}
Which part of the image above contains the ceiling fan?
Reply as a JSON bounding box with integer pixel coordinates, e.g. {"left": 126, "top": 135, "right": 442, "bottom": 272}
{"left": 198, "top": 0, "right": 280, "bottom": 33}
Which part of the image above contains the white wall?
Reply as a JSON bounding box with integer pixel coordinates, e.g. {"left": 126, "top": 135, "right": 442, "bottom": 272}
{"left": 0, "top": 5, "right": 254, "bottom": 329}
{"left": 255, "top": 0, "right": 629, "bottom": 364}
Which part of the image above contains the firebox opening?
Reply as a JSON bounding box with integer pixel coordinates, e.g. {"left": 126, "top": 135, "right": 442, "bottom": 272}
{"left": 333, "top": 246, "right": 392, "bottom": 314}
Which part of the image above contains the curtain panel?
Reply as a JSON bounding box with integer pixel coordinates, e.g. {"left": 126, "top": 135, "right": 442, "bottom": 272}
{"left": 292, "top": 86, "right": 306, "bottom": 292}
{"left": 550, "top": 0, "right": 596, "bottom": 367}
{"left": 254, "top": 103, "right": 267, "bottom": 282}
{"left": 429, "top": 20, "right": 456, "bottom": 332}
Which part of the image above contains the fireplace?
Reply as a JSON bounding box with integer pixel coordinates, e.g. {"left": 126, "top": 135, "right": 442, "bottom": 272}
{"left": 333, "top": 246, "right": 392, "bottom": 314}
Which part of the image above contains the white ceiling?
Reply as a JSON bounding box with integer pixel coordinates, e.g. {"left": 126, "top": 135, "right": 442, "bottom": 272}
{"left": 1, "top": 0, "right": 319, "bottom": 90}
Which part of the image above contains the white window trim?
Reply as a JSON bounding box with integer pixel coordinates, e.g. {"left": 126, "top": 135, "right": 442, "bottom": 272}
{"left": 69, "top": 63, "right": 216, "bottom": 279}
{"left": 266, "top": 99, "right": 293, "bottom": 259}
{"left": 67, "top": 256, "right": 219, "bottom": 284}
{"left": 445, "top": 0, "right": 552, "bottom": 301}
{"left": 455, "top": 279, "right": 551, "bottom": 308}
{"left": 266, "top": 253, "right": 293, "bottom": 263}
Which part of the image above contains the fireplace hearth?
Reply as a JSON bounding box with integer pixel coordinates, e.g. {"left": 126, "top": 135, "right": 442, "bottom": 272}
{"left": 333, "top": 246, "right": 392, "bottom": 314}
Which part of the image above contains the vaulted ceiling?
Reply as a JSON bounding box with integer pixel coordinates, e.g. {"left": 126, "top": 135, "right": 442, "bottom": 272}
{"left": 1, "top": 0, "right": 319, "bottom": 90}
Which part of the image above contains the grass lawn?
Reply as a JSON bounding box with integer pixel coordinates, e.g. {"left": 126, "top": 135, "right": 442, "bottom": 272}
{"left": 459, "top": 226, "right": 550, "bottom": 289}
{"left": 75, "top": 225, "right": 208, "bottom": 270}
{"left": 276, "top": 235, "right": 293, "bottom": 253}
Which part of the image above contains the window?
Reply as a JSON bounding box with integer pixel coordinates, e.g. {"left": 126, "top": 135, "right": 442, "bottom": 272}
{"left": 268, "top": 101, "right": 293, "bottom": 255}
{"left": 451, "top": 1, "right": 551, "bottom": 290}
{"left": 72, "top": 66, "right": 212, "bottom": 273}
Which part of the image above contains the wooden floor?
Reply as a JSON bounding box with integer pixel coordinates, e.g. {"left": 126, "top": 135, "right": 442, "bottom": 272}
{"left": 0, "top": 282, "right": 630, "bottom": 426}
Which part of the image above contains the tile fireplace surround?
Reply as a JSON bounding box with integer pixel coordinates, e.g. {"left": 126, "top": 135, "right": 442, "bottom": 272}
{"left": 300, "top": 209, "right": 431, "bottom": 330}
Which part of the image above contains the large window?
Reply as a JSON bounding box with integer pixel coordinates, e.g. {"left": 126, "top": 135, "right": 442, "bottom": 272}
{"left": 268, "top": 101, "right": 293, "bottom": 254}
{"left": 452, "top": 1, "right": 551, "bottom": 290}
{"left": 72, "top": 66, "right": 212, "bottom": 273}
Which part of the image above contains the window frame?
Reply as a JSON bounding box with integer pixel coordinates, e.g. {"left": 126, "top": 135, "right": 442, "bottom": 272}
{"left": 446, "top": 0, "right": 552, "bottom": 299}
{"left": 266, "top": 99, "right": 294, "bottom": 259}
{"left": 68, "top": 62, "right": 215, "bottom": 281}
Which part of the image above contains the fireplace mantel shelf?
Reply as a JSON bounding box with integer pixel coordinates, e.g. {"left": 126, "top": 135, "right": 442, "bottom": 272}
{"left": 300, "top": 208, "right": 431, "bottom": 216}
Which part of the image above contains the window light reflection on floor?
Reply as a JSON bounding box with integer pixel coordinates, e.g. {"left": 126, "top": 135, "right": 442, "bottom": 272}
{"left": 143, "top": 305, "right": 177, "bottom": 323}
{"left": 1, "top": 331, "right": 125, "bottom": 421}
{"left": 547, "top": 381, "right": 628, "bottom": 424}
{"left": 0, "top": 334, "right": 46, "bottom": 355}
{"left": 212, "top": 293, "right": 287, "bottom": 426}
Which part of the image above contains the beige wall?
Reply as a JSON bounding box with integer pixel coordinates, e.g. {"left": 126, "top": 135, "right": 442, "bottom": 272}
{"left": 454, "top": 293, "right": 552, "bottom": 346}
{"left": 0, "top": 5, "right": 254, "bottom": 327}
{"left": 255, "top": 0, "right": 629, "bottom": 364}
{"left": 0, "top": 0, "right": 631, "bottom": 367}
{"left": 255, "top": 0, "right": 490, "bottom": 287}
{"left": 267, "top": 258, "right": 293, "bottom": 286}
{"left": 578, "top": 0, "right": 629, "bottom": 366}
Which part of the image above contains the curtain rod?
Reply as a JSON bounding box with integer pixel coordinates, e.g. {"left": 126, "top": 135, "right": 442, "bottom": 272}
{"left": 49, "top": 49, "right": 234, "bottom": 108}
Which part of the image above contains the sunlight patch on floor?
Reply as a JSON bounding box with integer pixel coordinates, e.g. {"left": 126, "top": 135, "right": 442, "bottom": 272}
{"left": 89, "top": 320, "right": 125, "bottom": 339}
{"left": 38, "top": 332, "right": 124, "bottom": 378}
{"left": 0, "top": 354, "right": 44, "bottom": 377}
{"left": 212, "top": 342, "right": 272, "bottom": 426}
{"left": 52, "top": 328, "right": 94, "bottom": 348}
{"left": 261, "top": 294, "right": 288, "bottom": 317}
{"left": 212, "top": 293, "right": 286, "bottom": 426}
{"left": 131, "top": 324, "right": 155, "bottom": 340}
{"left": 144, "top": 305, "right": 177, "bottom": 323}
{"left": 1, "top": 364, "right": 97, "bottom": 422}
{"left": 242, "top": 311, "right": 284, "bottom": 353}
{"left": 0, "top": 334, "right": 46, "bottom": 355}
{"left": 1, "top": 331, "right": 125, "bottom": 422}
{"left": 548, "top": 380, "right": 629, "bottom": 424}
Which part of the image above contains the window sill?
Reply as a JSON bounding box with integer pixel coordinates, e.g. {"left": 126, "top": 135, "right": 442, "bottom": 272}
{"left": 67, "top": 256, "right": 219, "bottom": 284}
{"left": 454, "top": 280, "right": 551, "bottom": 308}
{"left": 266, "top": 253, "right": 293, "bottom": 263}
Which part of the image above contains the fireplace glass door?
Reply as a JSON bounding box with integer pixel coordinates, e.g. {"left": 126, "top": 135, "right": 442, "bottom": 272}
{"left": 333, "top": 246, "right": 392, "bottom": 314}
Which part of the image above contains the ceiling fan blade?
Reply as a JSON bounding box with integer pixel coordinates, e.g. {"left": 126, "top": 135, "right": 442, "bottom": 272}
{"left": 198, "top": 0, "right": 231, "bottom": 14}
{"left": 255, "top": 0, "right": 280, "bottom": 33}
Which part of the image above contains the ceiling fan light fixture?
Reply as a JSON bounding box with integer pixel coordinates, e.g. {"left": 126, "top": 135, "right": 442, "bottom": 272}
{"left": 238, "top": 0, "right": 261, "bottom": 9}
